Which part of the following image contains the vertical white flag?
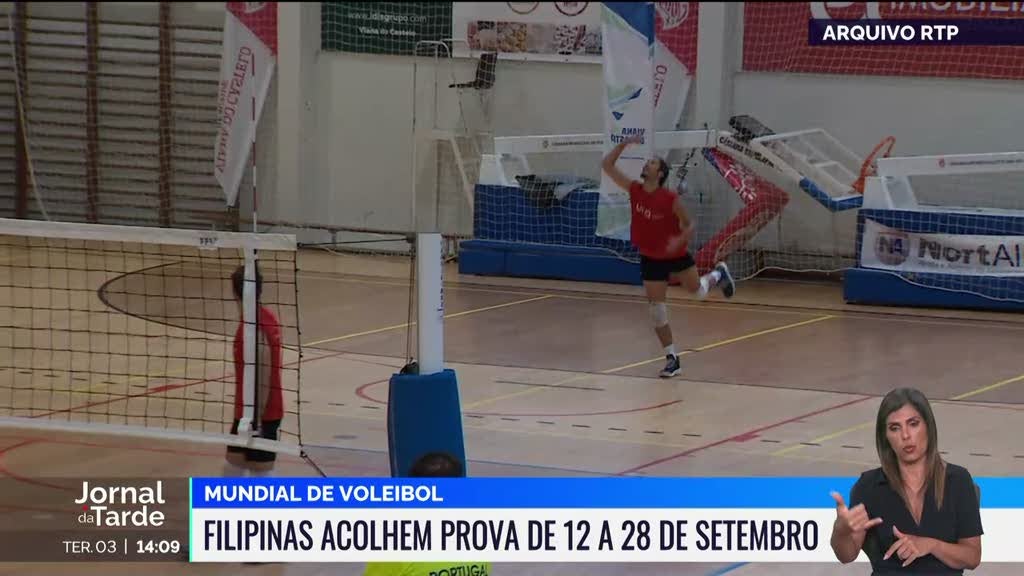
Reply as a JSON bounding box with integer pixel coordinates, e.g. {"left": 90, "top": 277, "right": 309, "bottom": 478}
{"left": 597, "top": 2, "right": 656, "bottom": 240}
{"left": 653, "top": 2, "right": 695, "bottom": 133}
{"left": 214, "top": 2, "right": 278, "bottom": 207}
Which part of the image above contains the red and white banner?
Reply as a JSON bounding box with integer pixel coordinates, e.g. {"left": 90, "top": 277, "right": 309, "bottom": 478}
{"left": 653, "top": 2, "right": 697, "bottom": 131}
{"left": 214, "top": 2, "right": 278, "bottom": 207}
{"left": 743, "top": 2, "right": 1024, "bottom": 80}
{"left": 695, "top": 148, "right": 789, "bottom": 275}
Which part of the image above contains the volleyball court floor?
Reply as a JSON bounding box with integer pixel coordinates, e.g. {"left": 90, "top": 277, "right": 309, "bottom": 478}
{"left": 1, "top": 250, "right": 1023, "bottom": 575}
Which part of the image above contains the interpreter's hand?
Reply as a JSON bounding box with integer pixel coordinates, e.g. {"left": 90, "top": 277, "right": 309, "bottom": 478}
{"left": 623, "top": 134, "right": 643, "bottom": 146}
{"left": 831, "top": 491, "right": 883, "bottom": 537}
{"left": 885, "top": 526, "right": 936, "bottom": 567}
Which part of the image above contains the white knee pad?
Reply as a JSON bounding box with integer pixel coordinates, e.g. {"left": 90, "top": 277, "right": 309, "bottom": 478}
{"left": 649, "top": 301, "right": 669, "bottom": 327}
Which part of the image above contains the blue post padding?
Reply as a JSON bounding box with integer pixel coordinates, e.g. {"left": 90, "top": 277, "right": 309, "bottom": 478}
{"left": 387, "top": 368, "right": 467, "bottom": 478}
{"left": 464, "top": 182, "right": 643, "bottom": 285}
{"left": 844, "top": 268, "right": 1024, "bottom": 312}
{"left": 458, "top": 240, "right": 642, "bottom": 285}
{"left": 473, "top": 184, "right": 637, "bottom": 256}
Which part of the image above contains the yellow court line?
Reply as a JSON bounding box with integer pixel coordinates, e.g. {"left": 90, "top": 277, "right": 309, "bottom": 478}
{"left": 299, "top": 271, "right": 1024, "bottom": 329}
{"left": 772, "top": 370, "right": 1024, "bottom": 458}
{"left": 771, "top": 421, "right": 874, "bottom": 457}
{"left": 696, "top": 314, "right": 836, "bottom": 352}
{"left": 759, "top": 448, "right": 878, "bottom": 469}
{"left": 595, "top": 314, "right": 836, "bottom": 374}
{"left": 950, "top": 372, "right": 1024, "bottom": 401}
{"left": 304, "top": 294, "right": 553, "bottom": 347}
{"left": 297, "top": 272, "right": 821, "bottom": 317}
{"left": 463, "top": 314, "right": 835, "bottom": 411}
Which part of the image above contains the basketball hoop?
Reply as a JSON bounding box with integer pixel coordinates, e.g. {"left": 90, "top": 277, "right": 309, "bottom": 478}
{"left": 852, "top": 136, "right": 895, "bottom": 194}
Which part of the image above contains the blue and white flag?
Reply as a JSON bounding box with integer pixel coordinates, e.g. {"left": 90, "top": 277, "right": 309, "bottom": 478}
{"left": 598, "top": 2, "right": 656, "bottom": 241}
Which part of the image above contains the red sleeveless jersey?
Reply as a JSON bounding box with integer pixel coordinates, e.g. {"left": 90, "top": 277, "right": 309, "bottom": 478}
{"left": 233, "top": 306, "right": 284, "bottom": 422}
{"left": 628, "top": 182, "right": 687, "bottom": 260}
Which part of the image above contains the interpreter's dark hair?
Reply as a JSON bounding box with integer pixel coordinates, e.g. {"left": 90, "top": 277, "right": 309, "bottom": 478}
{"left": 409, "top": 452, "right": 464, "bottom": 478}
{"left": 231, "top": 264, "right": 262, "bottom": 301}
{"left": 876, "top": 387, "right": 946, "bottom": 509}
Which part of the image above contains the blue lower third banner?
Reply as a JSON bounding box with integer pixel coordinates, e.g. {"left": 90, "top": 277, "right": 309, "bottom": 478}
{"left": 809, "top": 19, "right": 1024, "bottom": 45}
{"left": 189, "top": 477, "right": 1024, "bottom": 563}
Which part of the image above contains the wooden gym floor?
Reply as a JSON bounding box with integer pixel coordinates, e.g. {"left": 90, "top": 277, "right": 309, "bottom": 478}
{"left": 0, "top": 249, "right": 1022, "bottom": 575}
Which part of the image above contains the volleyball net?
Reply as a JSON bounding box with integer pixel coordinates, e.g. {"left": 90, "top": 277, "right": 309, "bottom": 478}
{"left": 0, "top": 217, "right": 303, "bottom": 455}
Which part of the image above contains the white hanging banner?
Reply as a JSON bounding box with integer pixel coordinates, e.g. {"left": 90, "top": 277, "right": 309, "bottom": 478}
{"left": 597, "top": 2, "right": 656, "bottom": 240}
{"left": 214, "top": 2, "right": 278, "bottom": 207}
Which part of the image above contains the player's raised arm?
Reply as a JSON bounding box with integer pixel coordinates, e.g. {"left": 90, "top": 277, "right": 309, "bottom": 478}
{"left": 601, "top": 135, "right": 641, "bottom": 191}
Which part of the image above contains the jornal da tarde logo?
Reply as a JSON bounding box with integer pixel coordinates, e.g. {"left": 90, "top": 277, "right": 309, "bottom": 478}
{"left": 76, "top": 480, "right": 166, "bottom": 528}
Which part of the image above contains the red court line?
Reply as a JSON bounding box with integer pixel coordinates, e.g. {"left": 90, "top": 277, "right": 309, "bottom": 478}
{"left": 355, "top": 379, "right": 683, "bottom": 418}
{"left": 0, "top": 432, "right": 384, "bottom": 483}
{"left": 0, "top": 439, "right": 76, "bottom": 492}
{"left": 28, "top": 343, "right": 358, "bottom": 420}
{"left": 617, "top": 396, "right": 873, "bottom": 475}
{"left": 0, "top": 504, "right": 72, "bottom": 515}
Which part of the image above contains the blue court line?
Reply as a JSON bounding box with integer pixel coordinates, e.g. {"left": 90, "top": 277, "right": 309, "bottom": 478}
{"left": 706, "top": 562, "right": 748, "bottom": 576}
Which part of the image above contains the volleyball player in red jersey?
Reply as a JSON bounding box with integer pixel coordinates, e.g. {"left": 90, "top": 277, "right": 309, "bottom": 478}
{"left": 602, "top": 135, "right": 734, "bottom": 378}
{"left": 226, "top": 264, "right": 284, "bottom": 472}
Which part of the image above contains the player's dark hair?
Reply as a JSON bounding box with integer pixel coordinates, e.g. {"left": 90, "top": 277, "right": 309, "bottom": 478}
{"left": 657, "top": 158, "right": 669, "bottom": 186}
{"left": 409, "top": 451, "right": 464, "bottom": 477}
{"left": 231, "top": 264, "right": 262, "bottom": 301}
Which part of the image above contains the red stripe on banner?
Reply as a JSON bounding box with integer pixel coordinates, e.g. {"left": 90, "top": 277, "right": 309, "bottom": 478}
{"left": 227, "top": 2, "right": 278, "bottom": 56}
{"left": 695, "top": 149, "right": 789, "bottom": 275}
{"left": 652, "top": 2, "right": 698, "bottom": 132}
{"left": 655, "top": 2, "right": 698, "bottom": 73}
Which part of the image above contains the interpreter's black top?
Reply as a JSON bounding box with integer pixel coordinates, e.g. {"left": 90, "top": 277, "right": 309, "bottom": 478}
{"left": 849, "top": 463, "right": 983, "bottom": 574}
